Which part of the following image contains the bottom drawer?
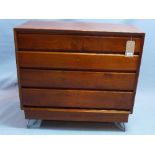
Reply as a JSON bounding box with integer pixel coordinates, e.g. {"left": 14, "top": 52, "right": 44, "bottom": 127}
{"left": 24, "top": 107, "right": 130, "bottom": 122}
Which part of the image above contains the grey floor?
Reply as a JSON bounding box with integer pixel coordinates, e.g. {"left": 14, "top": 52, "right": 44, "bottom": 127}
{"left": 0, "top": 19, "right": 155, "bottom": 134}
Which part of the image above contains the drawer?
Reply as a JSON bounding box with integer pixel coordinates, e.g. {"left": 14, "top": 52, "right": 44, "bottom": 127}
{"left": 22, "top": 88, "right": 133, "bottom": 110}
{"left": 20, "top": 69, "right": 136, "bottom": 91}
{"left": 24, "top": 107, "right": 130, "bottom": 122}
{"left": 17, "top": 51, "right": 139, "bottom": 72}
{"left": 16, "top": 33, "right": 142, "bottom": 54}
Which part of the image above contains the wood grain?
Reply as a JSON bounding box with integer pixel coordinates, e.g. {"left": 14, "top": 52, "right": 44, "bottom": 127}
{"left": 17, "top": 34, "right": 142, "bottom": 53}
{"left": 17, "top": 51, "right": 139, "bottom": 72}
{"left": 14, "top": 20, "right": 144, "bottom": 34}
{"left": 14, "top": 20, "right": 145, "bottom": 123}
{"left": 20, "top": 69, "right": 136, "bottom": 91}
{"left": 22, "top": 88, "right": 133, "bottom": 109}
{"left": 24, "top": 107, "right": 130, "bottom": 122}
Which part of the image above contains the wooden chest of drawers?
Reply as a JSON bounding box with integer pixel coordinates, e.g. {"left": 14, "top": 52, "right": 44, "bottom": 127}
{"left": 14, "top": 20, "right": 145, "bottom": 124}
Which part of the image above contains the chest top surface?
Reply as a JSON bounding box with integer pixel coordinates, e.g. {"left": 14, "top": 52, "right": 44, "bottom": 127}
{"left": 14, "top": 20, "right": 144, "bottom": 35}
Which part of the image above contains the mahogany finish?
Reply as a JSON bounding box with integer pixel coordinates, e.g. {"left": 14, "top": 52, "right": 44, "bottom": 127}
{"left": 17, "top": 34, "right": 142, "bottom": 53}
{"left": 20, "top": 69, "right": 136, "bottom": 91}
{"left": 17, "top": 51, "right": 139, "bottom": 72}
{"left": 22, "top": 88, "right": 133, "bottom": 109}
{"left": 14, "top": 20, "right": 145, "bottom": 124}
{"left": 24, "top": 108, "right": 130, "bottom": 122}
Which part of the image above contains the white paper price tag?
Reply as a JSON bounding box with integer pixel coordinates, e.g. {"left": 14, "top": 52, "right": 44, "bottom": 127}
{"left": 125, "top": 40, "right": 135, "bottom": 57}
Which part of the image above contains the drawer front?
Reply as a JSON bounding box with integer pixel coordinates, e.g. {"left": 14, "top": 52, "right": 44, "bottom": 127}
{"left": 16, "top": 33, "right": 142, "bottom": 53}
{"left": 24, "top": 107, "right": 130, "bottom": 122}
{"left": 20, "top": 69, "right": 136, "bottom": 91}
{"left": 22, "top": 88, "right": 133, "bottom": 110}
{"left": 17, "top": 51, "right": 139, "bottom": 72}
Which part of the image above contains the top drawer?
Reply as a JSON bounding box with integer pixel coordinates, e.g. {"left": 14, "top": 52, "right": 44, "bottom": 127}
{"left": 16, "top": 33, "right": 142, "bottom": 54}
